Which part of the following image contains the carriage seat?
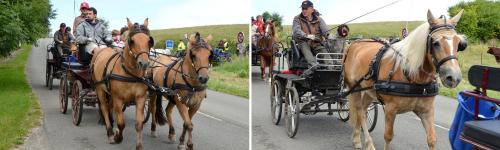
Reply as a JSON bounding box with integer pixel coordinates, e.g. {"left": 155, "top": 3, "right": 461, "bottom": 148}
{"left": 61, "top": 55, "right": 85, "bottom": 70}
{"left": 462, "top": 120, "right": 500, "bottom": 149}
{"left": 287, "top": 40, "right": 309, "bottom": 70}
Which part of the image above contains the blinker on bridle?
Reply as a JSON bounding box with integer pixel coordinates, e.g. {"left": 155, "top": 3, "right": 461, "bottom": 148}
{"left": 426, "top": 16, "right": 459, "bottom": 73}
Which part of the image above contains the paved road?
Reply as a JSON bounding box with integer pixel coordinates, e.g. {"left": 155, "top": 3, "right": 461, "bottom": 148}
{"left": 251, "top": 66, "right": 457, "bottom": 150}
{"left": 24, "top": 39, "right": 249, "bottom": 150}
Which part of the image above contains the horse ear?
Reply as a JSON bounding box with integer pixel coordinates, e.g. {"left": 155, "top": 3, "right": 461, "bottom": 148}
{"left": 427, "top": 9, "right": 437, "bottom": 26}
{"left": 127, "top": 18, "right": 133, "bottom": 30}
{"left": 195, "top": 32, "right": 201, "bottom": 42}
{"left": 143, "top": 18, "right": 149, "bottom": 28}
{"left": 450, "top": 9, "right": 464, "bottom": 26}
{"left": 188, "top": 33, "right": 197, "bottom": 44}
{"left": 205, "top": 34, "right": 213, "bottom": 42}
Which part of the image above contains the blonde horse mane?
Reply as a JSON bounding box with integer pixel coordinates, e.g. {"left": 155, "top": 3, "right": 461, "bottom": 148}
{"left": 384, "top": 22, "right": 430, "bottom": 78}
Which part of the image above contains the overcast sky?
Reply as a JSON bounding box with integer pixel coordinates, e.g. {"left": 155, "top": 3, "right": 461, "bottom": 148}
{"left": 50, "top": 0, "right": 471, "bottom": 32}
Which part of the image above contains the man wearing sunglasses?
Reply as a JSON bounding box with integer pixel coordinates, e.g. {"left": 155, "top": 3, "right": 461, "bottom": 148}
{"left": 293, "top": 0, "right": 331, "bottom": 75}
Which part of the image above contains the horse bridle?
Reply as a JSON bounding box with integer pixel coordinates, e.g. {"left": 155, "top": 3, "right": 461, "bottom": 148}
{"left": 426, "top": 23, "right": 458, "bottom": 73}
{"left": 126, "top": 35, "right": 153, "bottom": 61}
{"left": 187, "top": 41, "right": 211, "bottom": 74}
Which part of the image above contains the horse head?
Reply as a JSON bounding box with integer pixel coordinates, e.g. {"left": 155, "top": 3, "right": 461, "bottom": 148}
{"left": 426, "top": 9, "right": 465, "bottom": 88}
{"left": 187, "top": 32, "right": 212, "bottom": 85}
{"left": 263, "top": 20, "right": 276, "bottom": 40}
{"left": 124, "top": 18, "right": 154, "bottom": 70}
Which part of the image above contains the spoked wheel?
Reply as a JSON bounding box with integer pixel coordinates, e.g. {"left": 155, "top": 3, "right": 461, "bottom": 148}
{"left": 270, "top": 79, "right": 283, "bottom": 125}
{"left": 285, "top": 85, "right": 300, "bottom": 138}
{"left": 122, "top": 101, "right": 151, "bottom": 124}
{"left": 365, "top": 102, "right": 378, "bottom": 132}
{"left": 45, "top": 62, "right": 50, "bottom": 87}
{"left": 337, "top": 98, "right": 349, "bottom": 122}
{"left": 48, "top": 66, "right": 54, "bottom": 90}
{"left": 72, "top": 80, "right": 83, "bottom": 126}
{"left": 59, "top": 73, "right": 69, "bottom": 114}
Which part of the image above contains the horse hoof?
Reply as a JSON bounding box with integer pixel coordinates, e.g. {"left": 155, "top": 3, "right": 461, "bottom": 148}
{"left": 187, "top": 143, "right": 193, "bottom": 150}
{"left": 113, "top": 129, "right": 123, "bottom": 143}
{"left": 150, "top": 131, "right": 157, "bottom": 138}
{"left": 136, "top": 143, "right": 143, "bottom": 150}
{"left": 366, "top": 143, "right": 376, "bottom": 150}
{"left": 108, "top": 136, "right": 116, "bottom": 144}
{"left": 168, "top": 134, "right": 176, "bottom": 142}
{"left": 178, "top": 144, "right": 186, "bottom": 150}
{"left": 353, "top": 142, "right": 362, "bottom": 149}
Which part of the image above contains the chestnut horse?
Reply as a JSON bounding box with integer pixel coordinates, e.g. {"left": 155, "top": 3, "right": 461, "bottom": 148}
{"left": 256, "top": 21, "right": 277, "bottom": 82}
{"left": 91, "top": 18, "right": 154, "bottom": 150}
{"left": 343, "top": 10, "right": 464, "bottom": 150}
{"left": 148, "top": 32, "right": 212, "bottom": 150}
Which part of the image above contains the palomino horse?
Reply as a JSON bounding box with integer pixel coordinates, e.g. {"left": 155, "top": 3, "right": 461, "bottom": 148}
{"left": 343, "top": 10, "right": 465, "bottom": 150}
{"left": 149, "top": 32, "right": 212, "bottom": 150}
{"left": 256, "top": 21, "right": 277, "bottom": 82}
{"left": 91, "top": 18, "right": 154, "bottom": 150}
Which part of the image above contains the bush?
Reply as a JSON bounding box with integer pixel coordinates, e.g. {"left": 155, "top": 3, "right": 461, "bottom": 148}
{"left": 448, "top": 0, "right": 500, "bottom": 42}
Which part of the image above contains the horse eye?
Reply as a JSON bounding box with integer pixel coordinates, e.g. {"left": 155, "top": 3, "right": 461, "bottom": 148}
{"left": 433, "top": 42, "right": 440, "bottom": 48}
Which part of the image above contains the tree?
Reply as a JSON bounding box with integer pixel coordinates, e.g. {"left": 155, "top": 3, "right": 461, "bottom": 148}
{"left": 262, "top": 11, "right": 271, "bottom": 22}
{"left": 0, "top": 0, "right": 55, "bottom": 56}
{"left": 448, "top": 0, "right": 499, "bottom": 42}
{"left": 260, "top": 11, "right": 284, "bottom": 31}
{"left": 97, "top": 18, "right": 110, "bottom": 29}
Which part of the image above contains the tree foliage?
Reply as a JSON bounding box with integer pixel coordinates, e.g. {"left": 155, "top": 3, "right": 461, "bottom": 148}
{"left": 261, "top": 11, "right": 284, "bottom": 31}
{"left": 448, "top": 0, "right": 499, "bottom": 42}
{"left": 0, "top": 0, "right": 55, "bottom": 57}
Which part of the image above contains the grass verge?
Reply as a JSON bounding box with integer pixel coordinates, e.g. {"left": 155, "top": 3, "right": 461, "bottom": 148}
{"left": 207, "top": 56, "right": 249, "bottom": 98}
{"left": 0, "top": 45, "right": 42, "bottom": 150}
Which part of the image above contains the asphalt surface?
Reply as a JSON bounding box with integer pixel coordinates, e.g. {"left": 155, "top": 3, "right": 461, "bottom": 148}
{"left": 24, "top": 38, "right": 249, "bottom": 150}
{"left": 251, "top": 65, "right": 457, "bottom": 150}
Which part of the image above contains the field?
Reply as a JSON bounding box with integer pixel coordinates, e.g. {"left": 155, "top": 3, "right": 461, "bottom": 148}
{"left": 150, "top": 24, "right": 249, "bottom": 98}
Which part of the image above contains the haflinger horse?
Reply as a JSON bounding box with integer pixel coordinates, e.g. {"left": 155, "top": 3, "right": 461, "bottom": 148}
{"left": 91, "top": 18, "right": 154, "bottom": 150}
{"left": 256, "top": 20, "right": 277, "bottom": 82}
{"left": 343, "top": 10, "right": 465, "bottom": 150}
{"left": 148, "top": 32, "right": 212, "bottom": 150}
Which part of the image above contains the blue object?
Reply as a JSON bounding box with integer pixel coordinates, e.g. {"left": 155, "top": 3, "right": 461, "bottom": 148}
{"left": 449, "top": 92, "right": 500, "bottom": 150}
{"left": 166, "top": 40, "right": 174, "bottom": 49}
{"left": 68, "top": 55, "right": 77, "bottom": 63}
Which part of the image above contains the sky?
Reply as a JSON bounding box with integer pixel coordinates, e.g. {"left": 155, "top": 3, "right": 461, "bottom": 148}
{"left": 49, "top": 0, "right": 251, "bottom": 31}
{"left": 251, "top": 0, "right": 471, "bottom": 25}
{"left": 50, "top": 0, "right": 470, "bottom": 32}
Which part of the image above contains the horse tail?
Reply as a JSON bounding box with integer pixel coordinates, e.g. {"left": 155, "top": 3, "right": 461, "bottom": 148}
{"left": 155, "top": 94, "right": 167, "bottom": 125}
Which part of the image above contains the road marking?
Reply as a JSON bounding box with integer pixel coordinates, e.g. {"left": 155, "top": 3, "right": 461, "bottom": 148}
{"left": 411, "top": 116, "right": 450, "bottom": 131}
{"left": 199, "top": 111, "right": 223, "bottom": 122}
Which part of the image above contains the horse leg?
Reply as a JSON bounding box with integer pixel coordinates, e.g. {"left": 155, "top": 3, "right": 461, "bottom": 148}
{"left": 96, "top": 90, "right": 115, "bottom": 143}
{"left": 112, "top": 99, "right": 125, "bottom": 144}
{"left": 384, "top": 104, "right": 397, "bottom": 150}
{"left": 415, "top": 107, "right": 436, "bottom": 150}
{"left": 176, "top": 102, "right": 191, "bottom": 150}
{"left": 268, "top": 57, "right": 273, "bottom": 83}
{"left": 166, "top": 101, "right": 176, "bottom": 142}
{"left": 135, "top": 98, "right": 146, "bottom": 150}
{"left": 149, "top": 94, "right": 157, "bottom": 137}
{"left": 348, "top": 92, "right": 363, "bottom": 149}
{"left": 260, "top": 55, "right": 266, "bottom": 80}
{"left": 186, "top": 103, "right": 201, "bottom": 150}
{"left": 359, "top": 93, "right": 376, "bottom": 150}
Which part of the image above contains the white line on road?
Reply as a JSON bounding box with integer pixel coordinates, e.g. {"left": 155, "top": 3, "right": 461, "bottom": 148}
{"left": 198, "top": 111, "right": 223, "bottom": 122}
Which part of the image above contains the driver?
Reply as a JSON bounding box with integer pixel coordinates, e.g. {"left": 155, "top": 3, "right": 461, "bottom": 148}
{"left": 75, "top": 7, "right": 112, "bottom": 64}
{"left": 292, "top": 0, "right": 331, "bottom": 71}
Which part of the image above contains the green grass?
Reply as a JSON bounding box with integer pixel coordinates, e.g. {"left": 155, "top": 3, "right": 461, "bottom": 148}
{"left": 0, "top": 45, "right": 42, "bottom": 150}
{"left": 439, "top": 43, "right": 500, "bottom": 98}
{"left": 208, "top": 56, "right": 249, "bottom": 98}
{"left": 150, "top": 25, "right": 249, "bottom": 98}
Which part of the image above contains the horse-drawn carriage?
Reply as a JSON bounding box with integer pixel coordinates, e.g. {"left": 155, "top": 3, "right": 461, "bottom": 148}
{"left": 209, "top": 48, "right": 232, "bottom": 64}
{"left": 270, "top": 34, "right": 378, "bottom": 137}
{"left": 46, "top": 42, "right": 71, "bottom": 90}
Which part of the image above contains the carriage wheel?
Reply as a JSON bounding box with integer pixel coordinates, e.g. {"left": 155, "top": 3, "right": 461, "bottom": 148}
{"left": 270, "top": 79, "right": 283, "bottom": 125}
{"left": 59, "top": 73, "right": 69, "bottom": 114}
{"left": 285, "top": 85, "right": 299, "bottom": 138}
{"left": 45, "top": 62, "right": 50, "bottom": 87}
{"left": 337, "top": 98, "right": 349, "bottom": 122}
{"left": 48, "top": 66, "right": 54, "bottom": 90}
{"left": 365, "top": 102, "right": 378, "bottom": 132}
{"left": 72, "top": 80, "right": 83, "bottom": 126}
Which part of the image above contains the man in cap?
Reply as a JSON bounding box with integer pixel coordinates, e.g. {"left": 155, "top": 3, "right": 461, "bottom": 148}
{"left": 54, "top": 23, "right": 75, "bottom": 55}
{"left": 75, "top": 7, "right": 112, "bottom": 64}
{"left": 73, "top": 2, "right": 90, "bottom": 35}
{"left": 292, "top": 0, "right": 332, "bottom": 75}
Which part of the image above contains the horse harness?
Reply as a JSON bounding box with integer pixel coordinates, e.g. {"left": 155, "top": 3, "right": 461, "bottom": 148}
{"left": 343, "top": 23, "right": 461, "bottom": 102}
